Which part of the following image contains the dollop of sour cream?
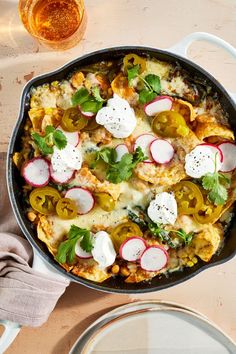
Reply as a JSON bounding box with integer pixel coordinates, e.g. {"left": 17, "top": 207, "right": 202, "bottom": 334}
{"left": 185, "top": 145, "right": 221, "bottom": 178}
{"left": 147, "top": 192, "right": 177, "bottom": 225}
{"left": 91, "top": 231, "right": 116, "bottom": 268}
{"left": 51, "top": 143, "right": 83, "bottom": 172}
{"left": 95, "top": 94, "right": 137, "bottom": 138}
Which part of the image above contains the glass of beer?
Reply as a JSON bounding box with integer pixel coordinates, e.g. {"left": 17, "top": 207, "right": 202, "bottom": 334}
{"left": 18, "top": 0, "right": 87, "bottom": 50}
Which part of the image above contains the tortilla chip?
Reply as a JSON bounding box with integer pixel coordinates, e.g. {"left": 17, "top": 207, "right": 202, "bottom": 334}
{"left": 172, "top": 99, "right": 196, "bottom": 122}
{"left": 195, "top": 121, "right": 234, "bottom": 141}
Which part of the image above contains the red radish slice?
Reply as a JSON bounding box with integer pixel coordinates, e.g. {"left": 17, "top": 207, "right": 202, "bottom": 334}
{"left": 134, "top": 134, "right": 156, "bottom": 162}
{"left": 200, "top": 143, "right": 223, "bottom": 162}
{"left": 22, "top": 157, "right": 50, "bottom": 187}
{"left": 81, "top": 110, "right": 95, "bottom": 118}
{"left": 144, "top": 96, "right": 173, "bottom": 116}
{"left": 50, "top": 164, "right": 74, "bottom": 184}
{"left": 140, "top": 246, "right": 168, "bottom": 272}
{"left": 75, "top": 240, "right": 93, "bottom": 259}
{"left": 218, "top": 142, "right": 236, "bottom": 172}
{"left": 65, "top": 187, "right": 95, "bottom": 214}
{"left": 57, "top": 127, "right": 79, "bottom": 147}
{"left": 115, "top": 144, "right": 129, "bottom": 162}
{"left": 150, "top": 139, "right": 174, "bottom": 164}
{"left": 119, "top": 237, "right": 147, "bottom": 262}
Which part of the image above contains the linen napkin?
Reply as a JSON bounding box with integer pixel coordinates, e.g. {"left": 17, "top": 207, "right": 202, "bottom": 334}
{"left": 0, "top": 153, "right": 69, "bottom": 326}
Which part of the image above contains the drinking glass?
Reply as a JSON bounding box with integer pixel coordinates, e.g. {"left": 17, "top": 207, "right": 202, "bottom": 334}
{"left": 18, "top": 0, "right": 87, "bottom": 50}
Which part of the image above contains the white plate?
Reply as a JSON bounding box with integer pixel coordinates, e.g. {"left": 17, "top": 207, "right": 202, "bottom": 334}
{"left": 69, "top": 301, "right": 236, "bottom": 354}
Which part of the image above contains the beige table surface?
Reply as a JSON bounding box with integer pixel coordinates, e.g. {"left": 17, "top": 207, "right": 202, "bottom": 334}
{"left": 1, "top": 0, "right": 236, "bottom": 353}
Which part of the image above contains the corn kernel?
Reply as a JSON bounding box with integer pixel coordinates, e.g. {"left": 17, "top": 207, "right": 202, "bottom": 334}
{"left": 192, "top": 257, "right": 198, "bottom": 264}
{"left": 111, "top": 265, "right": 119, "bottom": 274}
{"left": 120, "top": 267, "right": 130, "bottom": 277}
{"left": 187, "top": 261, "right": 194, "bottom": 267}
{"left": 27, "top": 212, "right": 37, "bottom": 222}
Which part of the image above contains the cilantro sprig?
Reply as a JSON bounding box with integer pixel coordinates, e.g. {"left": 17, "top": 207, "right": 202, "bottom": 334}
{"left": 55, "top": 225, "right": 93, "bottom": 264}
{"left": 127, "top": 64, "right": 161, "bottom": 104}
{"left": 32, "top": 125, "right": 67, "bottom": 155}
{"left": 174, "top": 229, "right": 194, "bottom": 245}
{"left": 202, "top": 154, "right": 230, "bottom": 205}
{"left": 92, "top": 146, "right": 147, "bottom": 184}
{"left": 128, "top": 209, "right": 194, "bottom": 248}
{"left": 71, "top": 86, "right": 104, "bottom": 113}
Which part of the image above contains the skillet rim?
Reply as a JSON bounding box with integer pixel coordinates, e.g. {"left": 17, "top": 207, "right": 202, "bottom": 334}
{"left": 7, "top": 45, "right": 236, "bottom": 294}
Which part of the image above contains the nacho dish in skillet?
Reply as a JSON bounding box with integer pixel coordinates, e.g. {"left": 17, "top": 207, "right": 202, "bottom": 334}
{"left": 13, "top": 54, "right": 236, "bottom": 284}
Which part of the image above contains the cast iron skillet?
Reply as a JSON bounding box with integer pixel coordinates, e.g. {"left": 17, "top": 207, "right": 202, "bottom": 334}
{"left": 7, "top": 46, "right": 236, "bottom": 294}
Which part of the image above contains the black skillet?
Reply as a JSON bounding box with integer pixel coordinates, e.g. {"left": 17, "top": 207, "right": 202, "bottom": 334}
{"left": 7, "top": 40, "right": 236, "bottom": 294}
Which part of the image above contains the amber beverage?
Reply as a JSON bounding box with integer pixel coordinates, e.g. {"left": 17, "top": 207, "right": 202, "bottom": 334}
{"left": 19, "top": 0, "right": 87, "bottom": 50}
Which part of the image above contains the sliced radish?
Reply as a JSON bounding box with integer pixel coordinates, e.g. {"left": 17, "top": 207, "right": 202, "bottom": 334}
{"left": 65, "top": 187, "right": 95, "bottom": 214}
{"left": 50, "top": 164, "right": 74, "bottom": 184}
{"left": 57, "top": 126, "right": 79, "bottom": 147}
{"left": 218, "top": 142, "right": 236, "bottom": 172}
{"left": 140, "top": 246, "right": 168, "bottom": 272}
{"left": 115, "top": 144, "right": 129, "bottom": 162}
{"left": 133, "top": 134, "right": 156, "bottom": 162}
{"left": 81, "top": 110, "right": 95, "bottom": 118}
{"left": 75, "top": 240, "right": 93, "bottom": 259}
{"left": 150, "top": 139, "right": 174, "bottom": 164}
{"left": 200, "top": 143, "right": 223, "bottom": 162}
{"left": 22, "top": 157, "right": 50, "bottom": 187}
{"left": 144, "top": 96, "right": 173, "bottom": 116}
{"left": 119, "top": 237, "right": 147, "bottom": 262}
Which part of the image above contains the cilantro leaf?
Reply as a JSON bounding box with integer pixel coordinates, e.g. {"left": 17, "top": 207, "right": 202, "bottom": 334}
{"left": 208, "top": 185, "right": 228, "bottom": 205}
{"left": 201, "top": 154, "right": 230, "bottom": 205}
{"left": 72, "top": 87, "right": 105, "bottom": 113}
{"left": 53, "top": 130, "right": 67, "bottom": 150}
{"left": 202, "top": 173, "right": 216, "bottom": 190}
{"left": 93, "top": 146, "right": 146, "bottom": 184}
{"left": 175, "top": 229, "right": 194, "bottom": 245}
{"left": 71, "top": 87, "right": 90, "bottom": 106}
{"left": 32, "top": 132, "right": 53, "bottom": 155}
{"left": 45, "top": 125, "right": 55, "bottom": 135}
{"left": 91, "top": 86, "right": 105, "bottom": 102}
{"left": 145, "top": 74, "right": 161, "bottom": 94}
{"left": 93, "top": 147, "right": 117, "bottom": 166}
{"left": 107, "top": 153, "right": 133, "bottom": 183}
{"left": 148, "top": 222, "right": 178, "bottom": 249}
{"left": 132, "top": 146, "right": 147, "bottom": 166}
{"left": 127, "top": 64, "right": 140, "bottom": 85}
{"left": 139, "top": 89, "right": 157, "bottom": 104}
{"left": 80, "top": 100, "right": 103, "bottom": 113}
{"left": 32, "top": 125, "right": 67, "bottom": 155}
{"left": 80, "top": 231, "right": 94, "bottom": 252}
{"left": 125, "top": 60, "right": 161, "bottom": 104}
{"left": 55, "top": 225, "right": 93, "bottom": 264}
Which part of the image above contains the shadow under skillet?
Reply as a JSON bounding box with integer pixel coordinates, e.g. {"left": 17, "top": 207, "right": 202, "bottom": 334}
{"left": 52, "top": 282, "right": 131, "bottom": 354}
{"left": 51, "top": 306, "right": 116, "bottom": 354}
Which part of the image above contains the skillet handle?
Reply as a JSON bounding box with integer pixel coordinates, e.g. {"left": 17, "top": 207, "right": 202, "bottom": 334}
{"left": 168, "top": 32, "right": 236, "bottom": 101}
{"left": 0, "top": 321, "right": 21, "bottom": 353}
{"left": 168, "top": 31, "right": 236, "bottom": 59}
{"left": 32, "top": 248, "right": 69, "bottom": 281}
